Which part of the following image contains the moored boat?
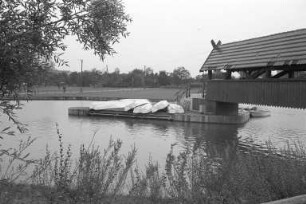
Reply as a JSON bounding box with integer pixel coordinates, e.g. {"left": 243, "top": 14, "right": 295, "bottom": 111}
{"left": 250, "top": 109, "right": 271, "bottom": 118}
{"left": 89, "top": 99, "right": 185, "bottom": 114}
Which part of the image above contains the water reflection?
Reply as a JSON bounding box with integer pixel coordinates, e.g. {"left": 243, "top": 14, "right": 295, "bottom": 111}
{"left": 2, "top": 100, "right": 306, "bottom": 169}
{"left": 178, "top": 123, "right": 241, "bottom": 162}
{"left": 57, "top": 110, "right": 243, "bottom": 167}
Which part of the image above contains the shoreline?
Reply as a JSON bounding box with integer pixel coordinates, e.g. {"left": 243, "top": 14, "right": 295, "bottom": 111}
{"left": 16, "top": 95, "right": 171, "bottom": 102}
{"left": 13, "top": 86, "right": 182, "bottom": 102}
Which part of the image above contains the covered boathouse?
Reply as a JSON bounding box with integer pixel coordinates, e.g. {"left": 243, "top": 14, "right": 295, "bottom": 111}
{"left": 197, "top": 28, "right": 306, "bottom": 111}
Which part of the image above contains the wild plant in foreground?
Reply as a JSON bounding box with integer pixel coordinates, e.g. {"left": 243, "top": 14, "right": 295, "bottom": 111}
{"left": 129, "top": 158, "right": 165, "bottom": 202}
{"left": 4, "top": 127, "right": 306, "bottom": 204}
{"left": 226, "top": 141, "right": 306, "bottom": 203}
{"left": 162, "top": 145, "right": 227, "bottom": 203}
{"left": 0, "top": 136, "right": 37, "bottom": 204}
{"left": 129, "top": 141, "right": 306, "bottom": 204}
{"left": 0, "top": 136, "right": 36, "bottom": 182}
{"left": 72, "top": 139, "right": 136, "bottom": 203}
{"left": 128, "top": 144, "right": 226, "bottom": 203}
{"left": 31, "top": 126, "right": 137, "bottom": 203}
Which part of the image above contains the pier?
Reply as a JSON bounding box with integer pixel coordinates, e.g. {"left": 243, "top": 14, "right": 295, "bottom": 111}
{"left": 68, "top": 107, "right": 249, "bottom": 124}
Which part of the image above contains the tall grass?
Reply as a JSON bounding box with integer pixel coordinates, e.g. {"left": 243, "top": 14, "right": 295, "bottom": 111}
{"left": 1, "top": 131, "right": 306, "bottom": 203}
{"left": 29, "top": 127, "right": 137, "bottom": 203}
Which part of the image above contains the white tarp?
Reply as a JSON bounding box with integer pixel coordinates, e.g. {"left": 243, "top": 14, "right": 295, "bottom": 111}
{"left": 133, "top": 103, "right": 153, "bottom": 114}
{"left": 90, "top": 99, "right": 133, "bottom": 111}
{"left": 90, "top": 100, "right": 129, "bottom": 111}
{"left": 167, "top": 103, "right": 184, "bottom": 114}
{"left": 90, "top": 99, "right": 151, "bottom": 112}
{"left": 124, "top": 99, "right": 150, "bottom": 111}
{"left": 151, "top": 100, "right": 169, "bottom": 113}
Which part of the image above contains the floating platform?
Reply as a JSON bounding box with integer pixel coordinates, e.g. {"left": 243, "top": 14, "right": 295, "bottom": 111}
{"left": 68, "top": 107, "right": 250, "bottom": 124}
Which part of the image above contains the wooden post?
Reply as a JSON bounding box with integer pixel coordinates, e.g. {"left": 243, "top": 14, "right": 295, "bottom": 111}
{"left": 202, "top": 73, "right": 206, "bottom": 98}
{"left": 208, "top": 70, "right": 212, "bottom": 80}
{"left": 80, "top": 59, "right": 83, "bottom": 93}
{"left": 266, "top": 70, "right": 271, "bottom": 78}
{"left": 226, "top": 70, "right": 232, "bottom": 79}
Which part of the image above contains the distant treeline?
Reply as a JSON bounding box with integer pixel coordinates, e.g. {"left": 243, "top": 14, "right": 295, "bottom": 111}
{"left": 36, "top": 66, "right": 204, "bottom": 87}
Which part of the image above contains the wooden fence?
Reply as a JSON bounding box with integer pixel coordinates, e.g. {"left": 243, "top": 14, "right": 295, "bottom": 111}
{"left": 206, "top": 79, "right": 306, "bottom": 109}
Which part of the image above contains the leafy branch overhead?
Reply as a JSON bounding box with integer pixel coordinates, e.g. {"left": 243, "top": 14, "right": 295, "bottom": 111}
{"left": 1, "top": 0, "right": 131, "bottom": 58}
{"left": 0, "top": 0, "right": 131, "bottom": 136}
{"left": 0, "top": 0, "right": 131, "bottom": 90}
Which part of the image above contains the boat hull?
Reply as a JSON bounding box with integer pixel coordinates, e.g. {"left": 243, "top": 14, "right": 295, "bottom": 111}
{"left": 250, "top": 110, "right": 271, "bottom": 118}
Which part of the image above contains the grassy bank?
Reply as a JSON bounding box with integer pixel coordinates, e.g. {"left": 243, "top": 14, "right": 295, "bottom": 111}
{"left": 1, "top": 131, "right": 306, "bottom": 203}
{"left": 20, "top": 86, "right": 182, "bottom": 102}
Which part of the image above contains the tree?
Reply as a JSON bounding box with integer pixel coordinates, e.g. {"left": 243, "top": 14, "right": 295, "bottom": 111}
{"left": 69, "top": 72, "right": 80, "bottom": 86}
{"left": 144, "top": 67, "right": 155, "bottom": 87}
{"left": 158, "top": 71, "right": 171, "bottom": 86}
{"left": 129, "top": 69, "right": 144, "bottom": 87}
{"left": 114, "top": 68, "right": 120, "bottom": 75}
{"left": 172, "top": 67, "right": 191, "bottom": 85}
{"left": 0, "top": 0, "right": 131, "bottom": 136}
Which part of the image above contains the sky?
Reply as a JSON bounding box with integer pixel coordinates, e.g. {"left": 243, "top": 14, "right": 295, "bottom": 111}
{"left": 59, "top": 0, "right": 306, "bottom": 77}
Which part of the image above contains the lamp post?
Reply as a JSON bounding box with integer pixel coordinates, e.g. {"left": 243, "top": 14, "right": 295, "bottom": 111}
{"left": 80, "top": 59, "right": 83, "bottom": 93}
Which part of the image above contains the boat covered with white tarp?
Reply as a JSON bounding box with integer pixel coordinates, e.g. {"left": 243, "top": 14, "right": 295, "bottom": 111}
{"left": 89, "top": 99, "right": 184, "bottom": 114}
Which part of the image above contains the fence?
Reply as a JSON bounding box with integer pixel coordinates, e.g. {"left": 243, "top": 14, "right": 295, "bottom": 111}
{"left": 206, "top": 79, "right": 306, "bottom": 109}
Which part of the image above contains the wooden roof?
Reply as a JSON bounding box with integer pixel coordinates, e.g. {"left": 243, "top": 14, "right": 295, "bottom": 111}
{"left": 200, "top": 28, "right": 306, "bottom": 72}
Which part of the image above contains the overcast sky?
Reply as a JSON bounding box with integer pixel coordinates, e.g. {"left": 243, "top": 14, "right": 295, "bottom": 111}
{"left": 59, "top": 0, "right": 306, "bottom": 76}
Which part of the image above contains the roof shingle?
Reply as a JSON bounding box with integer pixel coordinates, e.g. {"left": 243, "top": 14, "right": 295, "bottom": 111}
{"left": 200, "top": 29, "right": 306, "bottom": 72}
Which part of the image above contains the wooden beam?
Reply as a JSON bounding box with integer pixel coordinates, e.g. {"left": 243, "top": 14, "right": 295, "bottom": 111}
{"left": 251, "top": 69, "right": 266, "bottom": 79}
{"left": 272, "top": 70, "right": 288, "bottom": 78}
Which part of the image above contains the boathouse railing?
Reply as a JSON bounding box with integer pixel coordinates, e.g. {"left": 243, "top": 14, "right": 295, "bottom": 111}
{"left": 206, "top": 79, "right": 306, "bottom": 109}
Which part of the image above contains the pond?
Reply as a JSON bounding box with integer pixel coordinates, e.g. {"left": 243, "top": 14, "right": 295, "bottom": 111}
{"left": 2, "top": 100, "right": 306, "bottom": 168}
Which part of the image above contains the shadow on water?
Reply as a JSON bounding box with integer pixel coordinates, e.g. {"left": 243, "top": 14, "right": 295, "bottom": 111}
{"left": 69, "top": 115, "right": 245, "bottom": 162}
{"left": 182, "top": 122, "right": 242, "bottom": 161}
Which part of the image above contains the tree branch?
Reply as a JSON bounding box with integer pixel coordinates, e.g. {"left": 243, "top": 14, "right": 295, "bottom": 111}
{"left": 47, "top": 10, "right": 88, "bottom": 26}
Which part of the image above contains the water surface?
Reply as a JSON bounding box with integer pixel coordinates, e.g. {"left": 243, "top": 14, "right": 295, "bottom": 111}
{"left": 3, "top": 101, "right": 306, "bottom": 167}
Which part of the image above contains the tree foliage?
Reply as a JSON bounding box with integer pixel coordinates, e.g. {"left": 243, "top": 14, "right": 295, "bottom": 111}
{"left": 0, "top": 0, "right": 131, "bottom": 136}
{"left": 158, "top": 71, "right": 171, "bottom": 86}
{"left": 172, "top": 67, "right": 191, "bottom": 85}
{"left": 39, "top": 67, "right": 198, "bottom": 88}
{"left": 0, "top": 0, "right": 131, "bottom": 95}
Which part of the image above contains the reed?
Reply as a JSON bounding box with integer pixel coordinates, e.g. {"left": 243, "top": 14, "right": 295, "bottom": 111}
{"left": 127, "top": 141, "right": 306, "bottom": 203}
{"left": 1, "top": 132, "right": 306, "bottom": 203}
{"left": 29, "top": 126, "right": 137, "bottom": 203}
